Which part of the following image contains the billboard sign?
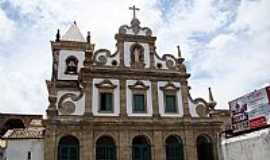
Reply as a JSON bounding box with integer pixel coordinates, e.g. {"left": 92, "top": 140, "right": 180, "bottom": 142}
{"left": 229, "top": 86, "right": 270, "bottom": 133}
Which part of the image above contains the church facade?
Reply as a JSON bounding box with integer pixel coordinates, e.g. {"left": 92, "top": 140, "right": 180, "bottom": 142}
{"left": 44, "top": 7, "right": 229, "bottom": 160}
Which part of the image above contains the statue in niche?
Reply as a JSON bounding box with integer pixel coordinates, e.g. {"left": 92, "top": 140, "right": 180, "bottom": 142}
{"left": 130, "top": 44, "right": 145, "bottom": 68}
{"left": 65, "top": 56, "right": 78, "bottom": 74}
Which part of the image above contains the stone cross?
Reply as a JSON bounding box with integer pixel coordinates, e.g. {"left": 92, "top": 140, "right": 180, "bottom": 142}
{"left": 129, "top": 5, "right": 140, "bottom": 19}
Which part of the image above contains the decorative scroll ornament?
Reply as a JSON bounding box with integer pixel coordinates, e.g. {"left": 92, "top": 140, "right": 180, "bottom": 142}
{"left": 58, "top": 85, "right": 84, "bottom": 115}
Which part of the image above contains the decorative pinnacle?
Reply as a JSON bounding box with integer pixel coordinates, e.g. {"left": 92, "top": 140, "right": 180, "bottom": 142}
{"left": 56, "top": 29, "right": 60, "bottom": 42}
{"left": 87, "top": 31, "right": 91, "bottom": 43}
{"left": 208, "top": 87, "right": 217, "bottom": 109}
{"left": 129, "top": 5, "right": 140, "bottom": 19}
{"left": 209, "top": 87, "right": 214, "bottom": 102}
{"left": 177, "top": 45, "right": 181, "bottom": 58}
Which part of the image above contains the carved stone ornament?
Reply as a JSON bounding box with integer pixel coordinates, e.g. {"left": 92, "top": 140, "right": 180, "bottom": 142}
{"left": 160, "top": 82, "right": 179, "bottom": 91}
{"left": 154, "top": 53, "right": 178, "bottom": 70}
{"left": 95, "top": 80, "right": 117, "bottom": 89}
{"left": 196, "top": 104, "right": 209, "bottom": 117}
{"left": 128, "top": 81, "right": 149, "bottom": 90}
{"left": 58, "top": 89, "right": 83, "bottom": 115}
{"left": 59, "top": 101, "right": 76, "bottom": 114}
{"left": 93, "top": 49, "right": 119, "bottom": 66}
{"left": 118, "top": 18, "right": 152, "bottom": 36}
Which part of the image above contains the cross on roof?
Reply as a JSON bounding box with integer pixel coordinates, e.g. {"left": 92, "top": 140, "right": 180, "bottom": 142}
{"left": 129, "top": 5, "right": 140, "bottom": 19}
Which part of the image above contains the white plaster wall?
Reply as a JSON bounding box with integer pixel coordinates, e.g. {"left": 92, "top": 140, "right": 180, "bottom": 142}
{"left": 5, "top": 139, "right": 43, "bottom": 160}
{"left": 188, "top": 99, "right": 200, "bottom": 117}
{"left": 222, "top": 128, "right": 270, "bottom": 160}
{"left": 157, "top": 81, "right": 183, "bottom": 117}
{"left": 92, "top": 79, "right": 120, "bottom": 116}
{"left": 126, "top": 80, "right": 153, "bottom": 117}
{"left": 58, "top": 50, "right": 85, "bottom": 80}
{"left": 57, "top": 91, "right": 85, "bottom": 115}
{"left": 124, "top": 42, "right": 150, "bottom": 68}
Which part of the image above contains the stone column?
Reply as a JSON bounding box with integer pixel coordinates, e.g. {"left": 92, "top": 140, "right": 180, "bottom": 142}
{"left": 120, "top": 79, "right": 127, "bottom": 118}
{"left": 119, "top": 130, "right": 129, "bottom": 160}
{"left": 84, "top": 79, "right": 93, "bottom": 117}
{"left": 151, "top": 80, "right": 160, "bottom": 118}
{"left": 153, "top": 131, "right": 163, "bottom": 160}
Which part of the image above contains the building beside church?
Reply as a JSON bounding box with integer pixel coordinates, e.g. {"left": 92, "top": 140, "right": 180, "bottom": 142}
{"left": 43, "top": 7, "right": 229, "bottom": 160}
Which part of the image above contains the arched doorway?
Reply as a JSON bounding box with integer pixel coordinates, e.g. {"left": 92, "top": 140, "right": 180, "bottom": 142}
{"left": 0, "top": 119, "right": 25, "bottom": 136}
{"left": 165, "top": 135, "right": 184, "bottom": 160}
{"left": 58, "top": 135, "right": 80, "bottom": 160}
{"left": 197, "top": 135, "right": 214, "bottom": 160}
{"left": 96, "top": 136, "right": 116, "bottom": 160}
{"left": 132, "top": 135, "right": 151, "bottom": 160}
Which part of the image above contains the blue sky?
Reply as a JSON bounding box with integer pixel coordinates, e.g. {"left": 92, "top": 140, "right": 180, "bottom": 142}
{"left": 0, "top": 0, "right": 269, "bottom": 114}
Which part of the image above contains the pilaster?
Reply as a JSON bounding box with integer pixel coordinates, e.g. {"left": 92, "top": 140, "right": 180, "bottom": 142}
{"left": 151, "top": 80, "right": 160, "bottom": 118}
{"left": 83, "top": 79, "right": 93, "bottom": 117}
{"left": 180, "top": 80, "right": 191, "bottom": 117}
{"left": 120, "top": 79, "right": 128, "bottom": 118}
{"left": 119, "top": 130, "right": 129, "bottom": 160}
{"left": 153, "top": 131, "right": 163, "bottom": 160}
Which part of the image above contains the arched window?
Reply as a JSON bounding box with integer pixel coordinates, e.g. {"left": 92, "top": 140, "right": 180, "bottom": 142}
{"left": 58, "top": 135, "right": 80, "bottom": 160}
{"left": 197, "top": 135, "right": 214, "bottom": 160}
{"left": 0, "top": 119, "right": 25, "bottom": 136}
{"left": 65, "top": 56, "right": 78, "bottom": 74}
{"left": 132, "top": 135, "right": 151, "bottom": 160}
{"left": 96, "top": 136, "right": 116, "bottom": 160}
{"left": 166, "top": 135, "right": 184, "bottom": 160}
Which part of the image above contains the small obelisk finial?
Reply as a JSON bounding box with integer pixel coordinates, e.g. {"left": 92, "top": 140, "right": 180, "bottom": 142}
{"left": 177, "top": 45, "right": 181, "bottom": 58}
{"left": 56, "top": 29, "right": 60, "bottom": 42}
{"left": 208, "top": 87, "right": 217, "bottom": 109}
{"left": 129, "top": 5, "right": 140, "bottom": 19}
{"left": 87, "top": 31, "right": 91, "bottom": 43}
{"left": 209, "top": 87, "right": 214, "bottom": 102}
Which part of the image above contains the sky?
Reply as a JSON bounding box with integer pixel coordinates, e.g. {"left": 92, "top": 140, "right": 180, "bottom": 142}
{"left": 0, "top": 0, "right": 269, "bottom": 114}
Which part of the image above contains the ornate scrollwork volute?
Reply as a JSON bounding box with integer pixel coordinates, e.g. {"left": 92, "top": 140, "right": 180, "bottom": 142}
{"left": 93, "top": 49, "right": 119, "bottom": 66}
{"left": 118, "top": 18, "right": 152, "bottom": 36}
{"left": 58, "top": 85, "right": 84, "bottom": 115}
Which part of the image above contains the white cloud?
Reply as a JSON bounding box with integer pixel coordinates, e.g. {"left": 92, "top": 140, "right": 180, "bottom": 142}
{"left": 0, "top": 8, "right": 16, "bottom": 43}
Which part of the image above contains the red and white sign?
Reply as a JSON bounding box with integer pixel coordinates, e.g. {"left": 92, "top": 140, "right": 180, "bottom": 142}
{"left": 229, "top": 86, "right": 270, "bottom": 133}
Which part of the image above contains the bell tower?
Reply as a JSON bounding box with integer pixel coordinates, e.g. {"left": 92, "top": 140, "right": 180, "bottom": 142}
{"left": 46, "top": 22, "right": 94, "bottom": 118}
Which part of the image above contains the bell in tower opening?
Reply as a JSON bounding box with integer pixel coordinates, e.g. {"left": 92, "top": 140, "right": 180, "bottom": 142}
{"left": 130, "top": 43, "right": 145, "bottom": 68}
{"left": 65, "top": 56, "right": 78, "bottom": 74}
